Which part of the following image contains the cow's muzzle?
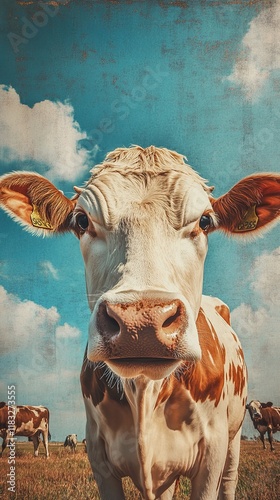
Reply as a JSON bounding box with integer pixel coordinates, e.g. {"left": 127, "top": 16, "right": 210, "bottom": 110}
{"left": 97, "top": 298, "right": 186, "bottom": 354}
{"left": 93, "top": 298, "right": 191, "bottom": 378}
{"left": 253, "top": 412, "right": 262, "bottom": 420}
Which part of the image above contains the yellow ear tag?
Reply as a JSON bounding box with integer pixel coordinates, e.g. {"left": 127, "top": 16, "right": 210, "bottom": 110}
{"left": 30, "top": 205, "right": 53, "bottom": 230}
{"left": 235, "top": 204, "right": 258, "bottom": 232}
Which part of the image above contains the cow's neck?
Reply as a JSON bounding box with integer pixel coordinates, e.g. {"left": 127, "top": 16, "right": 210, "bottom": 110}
{"left": 123, "top": 376, "right": 165, "bottom": 494}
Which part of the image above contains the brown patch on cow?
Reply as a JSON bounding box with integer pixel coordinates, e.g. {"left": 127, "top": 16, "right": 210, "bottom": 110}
{"left": 15, "top": 407, "right": 49, "bottom": 431}
{"left": 80, "top": 347, "right": 128, "bottom": 407}
{"left": 155, "top": 375, "right": 178, "bottom": 408}
{"left": 155, "top": 313, "right": 233, "bottom": 424}
{"left": 215, "top": 303, "right": 231, "bottom": 325}
{"left": 154, "top": 309, "right": 226, "bottom": 408}
{"left": 155, "top": 376, "right": 196, "bottom": 430}
{"left": 80, "top": 352, "right": 106, "bottom": 406}
{"left": 154, "top": 309, "right": 227, "bottom": 408}
{"left": 236, "top": 346, "right": 244, "bottom": 360}
{"left": 180, "top": 309, "right": 226, "bottom": 406}
{"left": 228, "top": 362, "right": 246, "bottom": 396}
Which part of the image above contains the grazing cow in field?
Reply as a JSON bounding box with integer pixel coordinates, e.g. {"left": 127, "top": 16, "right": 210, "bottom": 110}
{"left": 0, "top": 145, "right": 280, "bottom": 499}
{"left": 246, "top": 400, "right": 280, "bottom": 451}
{"left": 0, "top": 402, "right": 50, "bottom": 457}
{"left": 64, "top": 434, "right": 78, "bottom": 452}
{"left": 82, "top": 438, "right": 87, "bottom": 453}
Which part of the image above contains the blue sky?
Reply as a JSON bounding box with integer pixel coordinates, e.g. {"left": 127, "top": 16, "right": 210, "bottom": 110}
{"left": 0, "top": 0, "right": 279, "bottom": 440}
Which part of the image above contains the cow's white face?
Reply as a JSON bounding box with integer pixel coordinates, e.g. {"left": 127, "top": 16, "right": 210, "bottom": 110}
{"left": 247, "top": 400, "right": 262, "bottom": 420}
{"left": 73, "top": 170, "right": 215, "bottom": 380}
{"left": 2, "top": 147, "right": 278, "bottom": 380}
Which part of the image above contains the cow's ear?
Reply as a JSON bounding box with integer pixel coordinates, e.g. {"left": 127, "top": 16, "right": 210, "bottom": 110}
{"left": 211, "top": 174, "right": 280, "bottom": 236}
{"left": 0, "top": 172, "right": 76, "bottom": 235}
{"left": 261, "top": 401, "right": 273, "bottom": 408}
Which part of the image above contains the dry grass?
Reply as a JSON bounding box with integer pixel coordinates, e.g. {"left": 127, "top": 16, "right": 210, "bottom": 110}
{"left": 0, "top": 441, "right": 279, "bottom": 499}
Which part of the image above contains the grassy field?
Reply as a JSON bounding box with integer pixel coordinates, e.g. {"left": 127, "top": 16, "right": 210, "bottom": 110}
{"left": 0, "top": 440, "right": 279, "bottom": 499}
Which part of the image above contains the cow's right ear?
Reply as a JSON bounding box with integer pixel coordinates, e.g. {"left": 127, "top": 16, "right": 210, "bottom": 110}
{"left": 0, "top": 172, "right": 76, "bottom": 236}
{"left": 261, "top": 402, "right": 273, "bottom": 408}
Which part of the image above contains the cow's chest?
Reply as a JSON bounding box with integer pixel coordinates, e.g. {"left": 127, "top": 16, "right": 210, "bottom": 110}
{"left": 88, "top": 384, "right": 225, "bottom": 490}
{"left": 256, "top": 423, "right": 268, "bottom": 434}
{"left": 102, "top": 414, "right": 202, "bottom": 473}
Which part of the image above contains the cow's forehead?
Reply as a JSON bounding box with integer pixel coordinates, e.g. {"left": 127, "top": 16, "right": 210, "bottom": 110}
{"left": 249, "top": 400, "right": 261, "bottom": 410}
{"left": 77, "top": 170, "right": 212, "bottom": 230}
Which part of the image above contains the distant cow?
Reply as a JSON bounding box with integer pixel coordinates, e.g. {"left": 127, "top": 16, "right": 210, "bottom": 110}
{"left": 1, "top": 146, "right": 280, "bottom": 498}
{"left": 0, "top": 428, "right": 14, "bottom": 447}
{"left": 82, "top": 438, "right": 87, "bottom": 453}
{"left": 0, "top": 402, "right": 50, "bottom": 457}
{"left": 246, "top": 400, "right": 280, "bottom": 451}
{"left": 64, "top": 434, "right": 78, "bottom": 452}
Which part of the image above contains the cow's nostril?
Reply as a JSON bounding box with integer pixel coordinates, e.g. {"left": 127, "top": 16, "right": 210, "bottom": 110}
{"left": 162, "top": 304, "right": 183, "bottom": 334}
{"left": 97, "top": 303, "right": 120, "bottom": 336}
{"left": 105, "top": 314, "right": 120, "bottom": 335}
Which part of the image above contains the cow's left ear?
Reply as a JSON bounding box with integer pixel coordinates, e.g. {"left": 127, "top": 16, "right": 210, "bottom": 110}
{"left": 0, "top": 172, "right": 76, "bottom": 236}
{"left": 211, "top": 174, "right": 280, "bottom": 236}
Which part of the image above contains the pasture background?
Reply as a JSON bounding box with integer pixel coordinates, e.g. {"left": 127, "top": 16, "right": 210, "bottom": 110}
{"left": 0, "top": 441, "right": 280, "bottom": 499}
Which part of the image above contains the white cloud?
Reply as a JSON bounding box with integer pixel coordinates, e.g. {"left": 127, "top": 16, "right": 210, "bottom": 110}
{"left": 250, "top": 247, "right": 280, "bottom": 305}
{"left": 0, "top": 85, "right": 91, "bottom": 181}
{"left": 56, "top": 323, "right": 80, "bottom": 339}
{"left": 39, "top": 260, "right": 59, "bottom": 280}
{"left": 231, "top": 247, "right": 280, "bottom": 405}
{"left": 0, "top": 285, "right": 59, "bottom": 354}
{"left": 228, "top": 2, "right": 280, "bottom": 99}
{"left": 0, "top": 285, "right": 80, "bottom": 354}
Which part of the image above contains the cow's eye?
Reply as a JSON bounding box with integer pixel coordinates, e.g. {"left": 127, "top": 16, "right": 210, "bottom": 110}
{"left": 77, "top": 213, "right": 89, "bottom": 231}
{"left": 199, "top": 215, "right": 212, "bottom": 231}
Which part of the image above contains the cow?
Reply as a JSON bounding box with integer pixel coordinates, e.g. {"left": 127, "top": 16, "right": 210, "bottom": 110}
{"left": 82, "top": 438, "right": 87, "bottom": 453}
{"left": 0, "top": 402, "right": 50, "bottom": 457}
{"left": 0, "top": 145, "right": 279, "bottom": 499}
{"left": 246, "top": 400, "right": 280, "bottom": 451}
{"left": 64, "top": 433, "right": 78, "bottom": 452}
